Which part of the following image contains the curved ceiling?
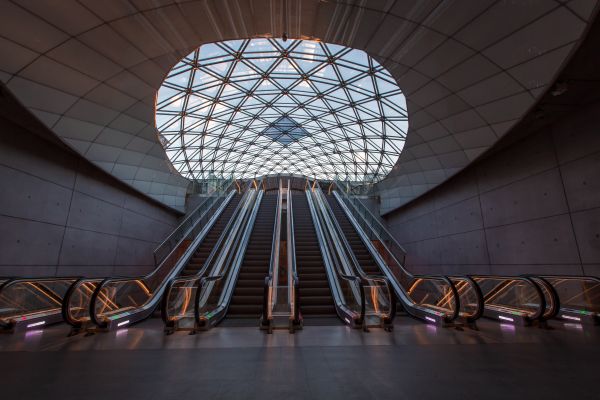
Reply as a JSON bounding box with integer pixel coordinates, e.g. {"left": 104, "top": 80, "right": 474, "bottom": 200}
{"left": 0, "top": 0, "right": 596, "bottom": 212}
{"left": 157, "top": 37, "right": 407, "bottom": 182}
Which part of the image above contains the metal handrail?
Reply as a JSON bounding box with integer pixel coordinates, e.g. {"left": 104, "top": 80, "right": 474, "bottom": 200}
{"left": 0, "top": 276, "right": 80, "bottom": 330}
{"left": 89, "top": 186, "right": 237, "bottom": 330}
{"left": 330, "top": 184, "right": 459, "bottom": 323}
{"left": 307, "top": 186, "right": 365, "bottom": 327}
{"left": 334, "top": 180, "right": 407, "bottom": 260}
{"left": 268, "top": 180, "right": 283, "bottom": 312}
{"left": 523, "top": 275, "right": 560, "bottom": 322}
{"left": 0, "top": 276, "right": 79, "bottom": 293}
{"left": 153, "top": 178, "right": 236, "bottom": 268}
{"left": 332, "top": 189, "right": 411, "bottom": 282}
{"left": 314, "top": 182, "right": 400, "bottom": 328}
{"left": 61, "top": 277, "right": 103, "bottom": 329}
{"left": 450, "top": 276, "right": 484, "bottom": 323}
{"left": 540, "top": 274, "right": 599, "bottom": 312}
{"left": 287, "top": 182, "right": 300, "bottom": 326}
{"left": 471, "top": 275, "right": 546, "bottom": 322}
{"left": 314, "top": 183, "right": 369, "bottom": 287}
{"left": 317, "top": 183, "right": 397, "bottom": 328}
{"left": 193, "top": 189, "right": 264, "bottom": 329}
{"left": 260, "top": 181, "right": 283, "bottom": 327}
{"left": 133, "top": 186, "right": 235, "bottom": 291}
{"left": 161, "top": 187, "right": 252, "bottom": 329}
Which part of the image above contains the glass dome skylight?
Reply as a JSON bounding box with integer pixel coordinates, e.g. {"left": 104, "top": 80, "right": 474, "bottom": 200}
{"left": 156, "top": 38, "right": 408, "bottom": 182}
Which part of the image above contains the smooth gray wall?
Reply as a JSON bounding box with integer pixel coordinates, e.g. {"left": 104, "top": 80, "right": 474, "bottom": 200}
{"left": 0, "top": 115, "right": 180, "bottom": 278}
{"left": 384, "top": 101, "right": 600, "bottom": 277}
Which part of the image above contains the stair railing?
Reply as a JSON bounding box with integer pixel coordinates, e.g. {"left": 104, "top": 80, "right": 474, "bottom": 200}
{"left": 86, "top": 179, "right": 237, "bottom": 331}
{"left": 331, "top": 180, "right": 460, "bottom": 324}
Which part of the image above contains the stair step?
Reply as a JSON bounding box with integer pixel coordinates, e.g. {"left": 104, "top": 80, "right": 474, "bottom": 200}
{"left": 301, "top": 305, "right": 337, "bottom": 315}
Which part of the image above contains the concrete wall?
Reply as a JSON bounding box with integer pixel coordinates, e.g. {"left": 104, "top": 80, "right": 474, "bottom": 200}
{"left": 384, "top": 101, "right": 600, "bottom": 277}
{"left": 0, "top": 115, "right": 180, "bottom": 278}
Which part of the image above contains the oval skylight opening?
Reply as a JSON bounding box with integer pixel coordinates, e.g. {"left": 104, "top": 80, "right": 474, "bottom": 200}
{"left": 156, "top": 38, "right": 408, "bottom": 183}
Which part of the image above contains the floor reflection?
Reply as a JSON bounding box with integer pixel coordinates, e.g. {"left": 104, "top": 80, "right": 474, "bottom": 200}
{"left": 0, "top": 317, "right": 598, "bottom": 352}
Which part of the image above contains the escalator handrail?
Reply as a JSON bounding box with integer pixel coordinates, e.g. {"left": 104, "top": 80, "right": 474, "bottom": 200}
{"left": 94, "top": 189, "right": 237, "bottom": 289}
{"left": 450, "top": 275, "right": 485, "bottom": 323}
{"left": 161, "top": 187, "right": 253, "bottom": 325}
{"left": 519, "top": 276, "right": 546, "bottom": 322}
{"left": 311, "top": 184, "right": 367, "bottom": 324}
{"left": 62, "top": 277, "right": 102, "bottom": 328}
{"left": 0, "top": 276, "right": 80, "bottom": 291}
{"left": 333, "top": 180, "right": 407, "bottom": 258}
{"left": 305, "top": 188, "right": 366, "bottom": 325}
{"left": 332, "top": 189, "right": 461, "bottom": 285}
{"left": 287, "top": 181, "right": 300, "bottom": 325}
{"left": 470, "top": 274, "right": 546, "bottom": 321}
{"left": 538, "top": 274, "right": 600, "bottom": 317}
{"left": 540, "top": 274, "right": 600, "bottom": 282}
{"left": 93, "top": 188, "right": 235, "bottom": 297}
{"left": 150, "top": 187, "right": 236, "bottom": 283}
{"left": 334, "top": 186, "right": 476, "bottom": 319}
{"left": 318, "top": 183, "right": 404, "bottom": 324}
{"left": 0, "top": 276, "right": 80, "bottom": 326}
{"left": 153, "top": 178, "right": 236, "bottom": 266}
{"left": 442, "top": 276, "right": 461, "bottom": 322}
{"left": 89, "top": 189, "right": 238, "bottom": 328}
{"left": 333, "top": 188, "right": 444, "bottom": 284}
{"left": 314, "top": 183, "right": 367, "bottom": 283}
{"left": 522, "top": 274, "right": 560, "bottom": 321}
{"left": 89, "top": 277, "right": 115, "bottom": 328}
{"left": 330, "top": 189, "right": 460, "bottom": 322}
{"left": 262, "top": 180, "right": 283, "bottom": 323}
{"left": 193, "top": 189, "right": 264, "bottom": 327}
{"left": 193, "top": 274, "right": 224, "bottom": 328}
{"left": 166, "top": 187, "right": 251, "bottom": 285}
{"left": 316, "top": 182, "right": 380, "bottom": 284}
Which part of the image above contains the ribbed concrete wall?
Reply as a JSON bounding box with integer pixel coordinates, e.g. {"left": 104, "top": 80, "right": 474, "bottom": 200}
{"left": 384, "top": 101, "right": 600, "bottom": 277}
{"left": 0, "top": 115, "right": 179, "bottom": 278}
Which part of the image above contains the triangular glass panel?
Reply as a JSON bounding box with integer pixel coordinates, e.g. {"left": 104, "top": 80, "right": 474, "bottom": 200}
{"left": 156, "top": 37, "right": 407, "bottom": 183}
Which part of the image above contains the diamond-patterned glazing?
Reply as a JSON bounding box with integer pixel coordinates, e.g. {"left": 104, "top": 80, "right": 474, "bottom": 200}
{"left": 156, "top": 38, "right": 408, "bottom": 182}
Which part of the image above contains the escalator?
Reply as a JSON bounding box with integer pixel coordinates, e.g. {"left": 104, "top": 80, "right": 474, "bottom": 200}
{"left": 471, "top": 275, "right": 557, "bottom": 325}
{"left": 304, "top": 185, "right": 396, "bottom": 330}
{"left": 226, "top": 192, "right": 278, "bottom": 321}
{"left": 325, "top": 195, "right": 380, "bottom": 278}
{"left": 180, "top": 194, "right": 242, "bottom": 276}
{"left": 293, "top": 191, "right": 338, "bottom": 323}
{"left": 0, "top": 277, "right": 78, "bottom": 332}
{"left": 159, "top": 192, "right": 242, "bottom": 332}
{"left": 321, "top": 185, "right": 462, "bottom": 325}
{"left": 323, "top": 192, "right": 400, "bottom": 326}
{"left": 66, "top": 181, "right": 241, "bottom": 331}
{"left": 541, "top": 276, "right": 599, "bottom": 325}
{"left": 328, "top": 181, "right": 556, "bottom": 327}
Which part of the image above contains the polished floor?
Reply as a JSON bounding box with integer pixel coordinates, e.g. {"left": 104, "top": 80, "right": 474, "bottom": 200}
{"left": 1, "top": 317, "right": 598, "bottom": 399}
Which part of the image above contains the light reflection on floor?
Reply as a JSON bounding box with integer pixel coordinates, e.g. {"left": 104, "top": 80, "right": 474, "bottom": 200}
{"left": 1, "top": 317, "right": 598, "bottom": 352}
{"left": 1, "top": 317, "right": 599, "bottom": 400}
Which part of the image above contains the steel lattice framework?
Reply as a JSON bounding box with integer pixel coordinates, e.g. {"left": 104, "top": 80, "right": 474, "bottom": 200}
{"left": 156, "top": 38, "right": 408, "bottom": 182}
